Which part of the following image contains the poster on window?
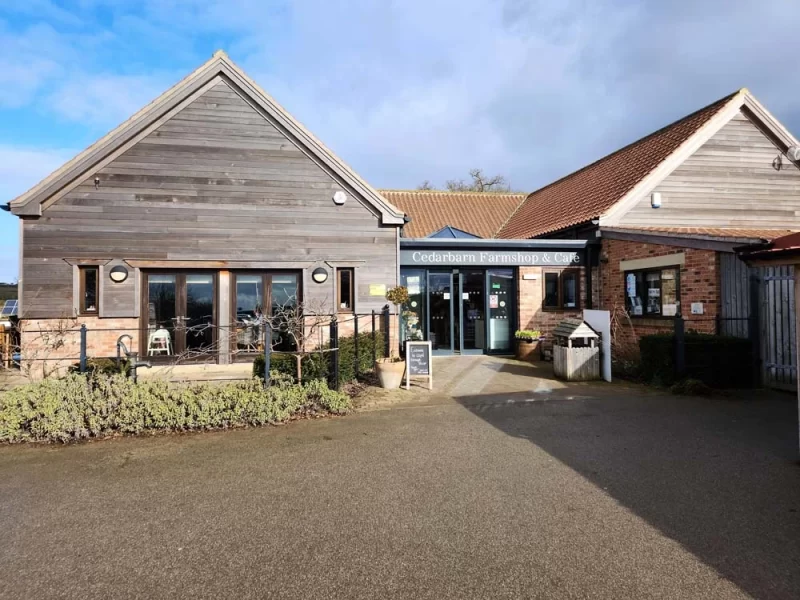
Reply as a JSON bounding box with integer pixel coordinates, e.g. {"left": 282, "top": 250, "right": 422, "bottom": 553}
{"left": 648, "top": 288, "right": 660, "bottom": 297}
{"left": 626, "top": 273, "right": 637, "bottom": 298}
{"left": 663, "top": 304, "right": 678, "bottom": 316}
{"left": 407, "top": 276, "right": 421, "bottom": 295}
{"left": 489, "top": 295, "right": 499, "bottom": 308}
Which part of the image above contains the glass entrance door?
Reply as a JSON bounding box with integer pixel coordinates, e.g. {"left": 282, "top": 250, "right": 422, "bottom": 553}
{"left": 487, "top": 269, "right": 513, "bottom": 352}
{"left": 460, "top": 270, "right": 485, "bottom": 353}
{"left": 184, "top": 274, "right": 215, "bottom": 354}
{"left": 144, "top": 272, "right": 216, "bottom": 359}
{"left": 427, "top": 272, "right": 453, "bottom": 353}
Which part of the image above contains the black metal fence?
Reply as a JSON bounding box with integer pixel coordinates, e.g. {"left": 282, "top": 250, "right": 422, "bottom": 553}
{"left": 3, "top": 307, "right": 395, "bottom": 391}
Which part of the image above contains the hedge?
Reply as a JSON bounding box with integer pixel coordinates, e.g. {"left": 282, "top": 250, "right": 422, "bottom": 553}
{"left": 639, "top": 332, "right": 754, "bottom": 388}
{"left": 253, "top": 331, "right": 385, "bottom": 384}
{"left": 0, "top": 373, "right": 350, "bottom": 443}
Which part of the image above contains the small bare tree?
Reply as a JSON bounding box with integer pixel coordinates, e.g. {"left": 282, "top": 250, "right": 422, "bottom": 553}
{"left": 17, "top": 315, "right": 80, "bottom": 381}
{"left": 609, "top": 302, "right": 640, "bottom": 377}
{"left": 446, "top": 168, "right": 512, "bottom": 192}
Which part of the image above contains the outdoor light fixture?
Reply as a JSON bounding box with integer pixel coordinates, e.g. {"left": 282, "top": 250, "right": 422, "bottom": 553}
{"left": 650, "top": 192, "right": 662, "bottom": 209}
{"left": 312, "top": 267, "right": 329, "bottom": 284}
{"left": 109, "top": 265, "right": 129, "bottom": 283}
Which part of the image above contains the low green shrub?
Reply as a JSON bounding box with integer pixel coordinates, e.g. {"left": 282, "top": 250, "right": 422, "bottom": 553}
{"left": 69, "top": 357, "right": 131, "bottom": 377}
{"left": 639, "top": 332, "right": 753, "bottom": 389}
{"left": 670, "top": 378, "right": 713, "bottom": 396}
{"left": 337, "top": 331, "right": 385, "bottom": 383}
{"left": 0, "top": 373, "right": 351, "bottom": 443}
{"left": 514, "top": 330, "right": 542, "bottom": 341}
{"left": 252, "top": 331, "right": 385, "bottom": 384}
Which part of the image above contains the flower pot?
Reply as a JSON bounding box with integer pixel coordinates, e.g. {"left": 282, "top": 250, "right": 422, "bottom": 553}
{"left": 516, "top": 339, "right": 541, "bottom": 362}
{"left": 376, "top": 359, "right": 406, "bottom": 389}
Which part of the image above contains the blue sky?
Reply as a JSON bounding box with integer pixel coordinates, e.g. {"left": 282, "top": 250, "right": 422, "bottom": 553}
{"left": 3, "top": 0, "right": 800, "bottom": 282}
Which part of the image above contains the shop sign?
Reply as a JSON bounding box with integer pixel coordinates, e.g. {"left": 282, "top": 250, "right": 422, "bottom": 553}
{"left": 400, "top": 249, "right": 583, "bottom": 266}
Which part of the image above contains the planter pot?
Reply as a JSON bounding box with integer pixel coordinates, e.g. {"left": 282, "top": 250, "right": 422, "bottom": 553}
{"left": 516, "top": 339, "right": 541, "bottom": 362}
{"left": 376, "top": 359, "right": 406, "bottom": 389}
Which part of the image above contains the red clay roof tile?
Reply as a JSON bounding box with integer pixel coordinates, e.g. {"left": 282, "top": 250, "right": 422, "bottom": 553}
{"left": 379, "top": 190, "right": 526, "bottom": 238}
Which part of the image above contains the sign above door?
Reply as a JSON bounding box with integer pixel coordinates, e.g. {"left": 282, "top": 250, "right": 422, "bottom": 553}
{"left": 400, "top": 249, "right": 584, "bottom": 267}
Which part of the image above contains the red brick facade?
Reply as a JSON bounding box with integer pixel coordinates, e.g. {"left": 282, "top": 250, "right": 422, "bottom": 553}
{"left": 517, "top": 266, "right": 599, "bottom": 339}
{"left": 20, "top": 317, "right": 140, "bottom": 379}
{"left": 598, "top": 238, "right": 719, "bottom": 349}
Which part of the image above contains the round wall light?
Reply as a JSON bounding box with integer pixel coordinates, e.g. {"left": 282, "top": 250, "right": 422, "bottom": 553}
{"left": 109, "top": 265, "right": 129, "bottom": 283}
{"left": 312, "top": 267, "right": 329, "bottom": 284}
{"left": 332, "top": 190, "right": 347, "bottom": 205}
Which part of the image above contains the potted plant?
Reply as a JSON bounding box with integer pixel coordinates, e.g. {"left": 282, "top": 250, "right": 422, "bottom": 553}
{"left": 376, "top": 286, "right": 409, "bottom": 388}
{"left": 515, "top": 329, "right": 542, "bottom": 362}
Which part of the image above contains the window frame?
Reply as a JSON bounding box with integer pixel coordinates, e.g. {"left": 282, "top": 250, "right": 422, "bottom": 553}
{"left": 541, "top": 268, "right": 581, "bottom": 311}
{"left": 623, "top": 266, "right": 681, "bottom": 319}
{"left": 337, "top": 268, "right": 355, "bottom": 313}
{"left": 229, "top": 271, "right": 302, "bottom": 355}
{"left": 79, "top": 266, "right": 99, "bottom": 315}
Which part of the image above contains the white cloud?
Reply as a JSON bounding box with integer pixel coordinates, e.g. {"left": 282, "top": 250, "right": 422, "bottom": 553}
{"left": 48, "top": 72, "right": 177, "bottom": 126}
{"left": 0, "top": 145, "right": 75, "bottom": 282}
{"left": 0, "top": 23, "right": 70, "bottom": 108}
{"left": 0, "top": 145, "right": 73, "bottom": 203}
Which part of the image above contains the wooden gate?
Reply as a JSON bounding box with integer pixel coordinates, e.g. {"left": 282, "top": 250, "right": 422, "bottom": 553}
{"left": 758, "top": 266, "right": 797, "bottom": 390}
{"left": 719, "top": 254, "right": 796, "bottom": 390}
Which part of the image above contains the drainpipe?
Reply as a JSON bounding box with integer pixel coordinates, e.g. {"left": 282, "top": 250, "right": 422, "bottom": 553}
{"left": 585, "top": 245, "right": 593, "bottom": 310}
{"left": 400, "top": 214, "right": 411, "bottom": 238}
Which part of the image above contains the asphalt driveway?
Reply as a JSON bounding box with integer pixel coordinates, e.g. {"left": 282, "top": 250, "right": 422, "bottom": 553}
{"left": 1, "top": 368, "right": 798, "bottom": 599}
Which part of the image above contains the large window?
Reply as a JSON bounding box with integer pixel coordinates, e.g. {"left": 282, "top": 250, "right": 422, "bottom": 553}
{"left": 542, "top": 269, "right": 580, "bottom": 310}
{"left": 79, "top": 266, "right": 99, "bottom": 315}
{"left": 625, "top": 267, "right": 680, "bottom": 317}
{"left": 233, "top": 272, "right": 299, "bottom": 353}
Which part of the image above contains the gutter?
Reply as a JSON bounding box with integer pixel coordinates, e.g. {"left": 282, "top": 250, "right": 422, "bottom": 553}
{"left": 400, "top": 238, "right": 594, "bottom": 249}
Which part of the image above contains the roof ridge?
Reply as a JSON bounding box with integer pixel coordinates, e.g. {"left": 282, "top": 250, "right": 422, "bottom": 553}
{"left": 494, "top": 193, "right": 530, "bottom": 236}
{"left": 379, "top": 189, "right": 526, "bottom": 196}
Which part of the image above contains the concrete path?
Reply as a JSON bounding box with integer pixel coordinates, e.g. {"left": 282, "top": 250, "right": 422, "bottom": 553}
{"left": 1, "top": 358, "right": 799, "bottom": 599}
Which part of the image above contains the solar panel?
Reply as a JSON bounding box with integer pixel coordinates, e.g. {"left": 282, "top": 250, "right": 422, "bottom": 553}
{"left": 1, "top": 299, "right": 18, "bottom": 317}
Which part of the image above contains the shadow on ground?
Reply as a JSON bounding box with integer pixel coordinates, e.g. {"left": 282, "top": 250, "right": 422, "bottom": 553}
{"left": 454, "top": 363, "right": 800, "bottom": 600}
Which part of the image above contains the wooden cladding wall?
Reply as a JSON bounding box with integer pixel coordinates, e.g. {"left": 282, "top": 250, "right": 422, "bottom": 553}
{"left": 21, "top": 78, "right": 398, "bottom": 318}
{"left": 619, "top": 109, "right": 800, "bottom": 228}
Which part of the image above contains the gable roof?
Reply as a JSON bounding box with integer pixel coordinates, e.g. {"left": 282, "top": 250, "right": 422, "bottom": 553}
{"left": 380, "top": 190, "right": 526, "bottom": 238}
{"left": 8, "top": 51, "right": 405, "bottom": 224}
{"left": 498, "top": 88, "right": 800, "bottom": 239}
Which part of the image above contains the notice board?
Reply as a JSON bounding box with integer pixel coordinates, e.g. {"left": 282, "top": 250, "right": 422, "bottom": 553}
{"left": 405, "top": 341, "right": 432, "bottom": 390}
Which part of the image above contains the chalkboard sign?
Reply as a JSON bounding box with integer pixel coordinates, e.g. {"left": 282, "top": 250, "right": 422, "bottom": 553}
{"left": 405, "top": 341, "right": 432, "bottom": 390}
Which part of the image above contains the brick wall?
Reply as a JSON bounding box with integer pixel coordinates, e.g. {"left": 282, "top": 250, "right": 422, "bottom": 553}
{"left": 599, "top": 238, "right": 720, "bottom": 350}
{"left": 20, "top": 316, "right": 140, "bottom": 379}
{"left": 517, "top": 266, "right": 596, "bottom": 339}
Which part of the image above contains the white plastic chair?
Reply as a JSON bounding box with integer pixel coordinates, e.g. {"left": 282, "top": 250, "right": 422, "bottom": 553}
{"left": 148, "top": 328, "right": 173, "bottom": 356}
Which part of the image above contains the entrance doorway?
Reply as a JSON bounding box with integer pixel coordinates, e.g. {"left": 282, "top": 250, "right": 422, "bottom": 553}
{"left": 141, "top": 272, "right": 216, "bottom": 359}
{"left": 403, "top": 268, "right": 515, "bottom": 355}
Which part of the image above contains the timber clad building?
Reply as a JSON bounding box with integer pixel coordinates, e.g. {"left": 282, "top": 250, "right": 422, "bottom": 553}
{"left": 6, "top": 52, "right": 800, "bottom": 384}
